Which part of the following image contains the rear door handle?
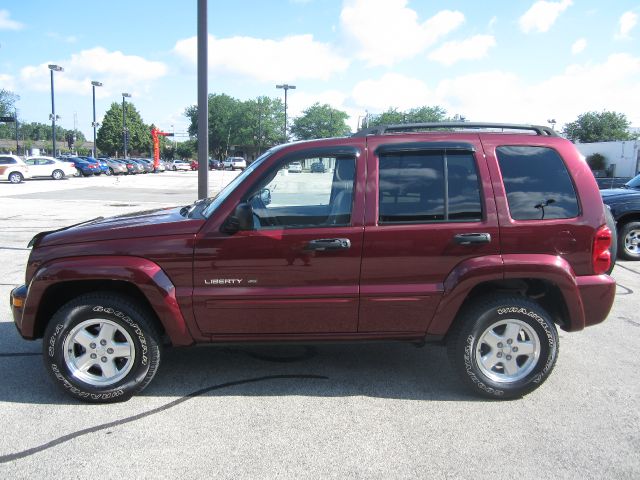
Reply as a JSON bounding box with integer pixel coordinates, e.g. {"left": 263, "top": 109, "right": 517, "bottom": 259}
{"left": 453, "top": 233, "right": 491, "bottom": 245}
{"left": 306, "top": 238, "right": 351, "bottom": 251}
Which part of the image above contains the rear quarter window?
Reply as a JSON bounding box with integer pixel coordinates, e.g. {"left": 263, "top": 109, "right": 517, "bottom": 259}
{"left": 0, "top": 157, "right": 17, "bottom": 165}
{"left": 496, "top": 146, "right": 579, "bottom": 220}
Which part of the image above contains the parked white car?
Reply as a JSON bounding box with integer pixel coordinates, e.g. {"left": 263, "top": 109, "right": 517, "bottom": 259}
{"left": 0, "top": 155, "right": 32, "bottom": 184}
{"left": 288, "top": 161, "right": 303, "bottom": 173}
{"left": 25, "top": 156, "right": 77, "bottom": 180}
{"left": 223, "top": 157, "right": 247, "bottom": 170}
{"left": 169, "top": 160, "right": 191, "bottom": 171}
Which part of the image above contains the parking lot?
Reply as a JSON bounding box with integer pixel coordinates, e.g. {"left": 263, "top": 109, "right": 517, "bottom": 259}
{"left": 0, "top": 171, "right": 639, "bottom": 478}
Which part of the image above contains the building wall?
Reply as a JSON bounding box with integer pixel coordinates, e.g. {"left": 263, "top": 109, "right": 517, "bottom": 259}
{"left": 576, "top": 140, "right": 640, "bottom": 177}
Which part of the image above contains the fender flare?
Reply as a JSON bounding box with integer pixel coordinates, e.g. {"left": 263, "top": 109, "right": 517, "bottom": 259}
{"left": 23, "top": 256, "right": 194, "bottom": 346}
{"left": 427, "top": 254, "right": 586, "bottom": 335}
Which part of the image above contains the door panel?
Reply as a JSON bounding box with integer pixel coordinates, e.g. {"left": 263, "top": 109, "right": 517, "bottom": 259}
{"left": 359, "top": 134, "right": 500, "bottom": 333}
{"left": 193, "top": 141, "right": 366, "bottom": 336}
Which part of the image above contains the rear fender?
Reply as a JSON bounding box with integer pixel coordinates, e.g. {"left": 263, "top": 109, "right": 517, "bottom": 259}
{"left": 427, "top": 254, "right": 587, "bottom": 335}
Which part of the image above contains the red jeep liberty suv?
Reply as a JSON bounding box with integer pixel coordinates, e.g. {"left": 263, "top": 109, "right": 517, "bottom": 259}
{"left": 10, "top": 123, "right": 616, "bottom": 402}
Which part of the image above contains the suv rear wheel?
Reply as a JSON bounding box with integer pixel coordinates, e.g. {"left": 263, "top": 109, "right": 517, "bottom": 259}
{"left": 447, "top": 295, "right": 558, "bottom": 399}
{"left": 43, "top": 292, "right": 162, "bottom": 403}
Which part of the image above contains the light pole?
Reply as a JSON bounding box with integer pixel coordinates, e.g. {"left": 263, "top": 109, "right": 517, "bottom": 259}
{"left": 91, "top": 81, "right": 102, "bottom": 157}
{"left": 48, "top": 64, "right": 63, "bottom": 156}
{"left": 276, "top": 84, "right": 296, "bottom": 142}
{"left": 122, "top": 92, "right": 131, "bottom": 158}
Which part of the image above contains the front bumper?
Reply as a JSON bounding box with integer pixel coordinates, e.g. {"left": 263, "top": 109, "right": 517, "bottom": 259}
{"left": 9, "top": 284, "right": 28, "bottom": 338}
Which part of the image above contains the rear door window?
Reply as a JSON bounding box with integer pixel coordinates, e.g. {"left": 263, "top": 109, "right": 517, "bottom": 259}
{"left": 496, "top": 146, "right": 579, "bottom": 220}
{"left": 378, "top": 150, "right": 482, "bottom": 223}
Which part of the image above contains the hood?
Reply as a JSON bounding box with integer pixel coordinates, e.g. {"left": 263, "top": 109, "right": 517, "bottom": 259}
{"left": 600, "top": 188, "right": 640, "bottom": 200}
{"left": 33, "top": 206, "right": 205, "bottom": 248}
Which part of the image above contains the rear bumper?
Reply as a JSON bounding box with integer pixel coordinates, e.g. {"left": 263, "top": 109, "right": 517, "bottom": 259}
{"left": 9, "top": 284, "right": 29, "bottom": 339}
{"left": 576, "top": 274, "right": 616, "bottom": 329}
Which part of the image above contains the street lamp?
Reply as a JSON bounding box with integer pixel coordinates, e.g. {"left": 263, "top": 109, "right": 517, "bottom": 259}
{"left": 91, "top": 81, "right": 103, "bottom": 158}
{"left": 122, "top": 92, "right": 131, "bottom": 158}
{"left": 48, "top": 64, "right": 63, "bottom": 156}
{"left": 276, "top": 84, "right": 296, "bottom": 142}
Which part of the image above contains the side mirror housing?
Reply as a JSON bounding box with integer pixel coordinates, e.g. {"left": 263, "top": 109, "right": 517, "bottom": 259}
{"left": 221, "top": 203, "right": 253, "bottom": 234}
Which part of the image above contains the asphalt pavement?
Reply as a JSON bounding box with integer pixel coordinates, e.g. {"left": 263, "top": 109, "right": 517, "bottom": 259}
{"left": 0, "top": 170, "right": 638, "bottom": 479}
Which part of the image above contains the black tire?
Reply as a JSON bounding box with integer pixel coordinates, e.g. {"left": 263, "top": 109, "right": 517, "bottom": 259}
{"left": 604, "top": 207, "right": 617, "bottom": 273}
{"left": 8, "top": 171, "right": 23, "bottom": 184}
{"left": 106, "top": 168, "right": 113, "bottom": 176}
{"left": 52, "top": 169, "right": 64, "bottom": 180}
{"left": 618, "top": 221, "right": 640, "bottom": 261}
{"left": 43, "top": 293, "right": 162, "bottom": 403}
{"left": 447, "top": 295, "right": 559, "bottom": 399}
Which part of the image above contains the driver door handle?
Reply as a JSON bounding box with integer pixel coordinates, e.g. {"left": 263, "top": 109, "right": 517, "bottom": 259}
{"left": 306, "top": 238, "right": 351, "bottom": 251}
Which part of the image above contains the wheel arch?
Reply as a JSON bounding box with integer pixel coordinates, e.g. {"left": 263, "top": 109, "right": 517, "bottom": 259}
{"left": 22, "top": 256, "right": 194, "bottom": 346}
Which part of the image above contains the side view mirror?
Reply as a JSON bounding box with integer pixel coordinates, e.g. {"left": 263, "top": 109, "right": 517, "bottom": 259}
{"left": 221, "top": 203, "right": 253, "bottom": 234}
{"left": 259, "top": 188, "right": 271, "bottom": 206}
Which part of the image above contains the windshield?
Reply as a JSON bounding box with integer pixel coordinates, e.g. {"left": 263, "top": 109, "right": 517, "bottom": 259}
{"left": 201, "top": 148, "right": 279, "bottom": 218}
{"left": 625, "top": 173, "right": 640, "bottom": 189}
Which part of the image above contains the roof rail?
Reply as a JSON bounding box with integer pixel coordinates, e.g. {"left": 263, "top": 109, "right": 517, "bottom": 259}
{"left": 351, "top": 122, "right": 560, "bottom": 137}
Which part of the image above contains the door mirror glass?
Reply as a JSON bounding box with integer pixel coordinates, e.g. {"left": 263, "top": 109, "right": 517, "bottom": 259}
{"left": 259, "top": 188, "right": 272, "bottom": 206}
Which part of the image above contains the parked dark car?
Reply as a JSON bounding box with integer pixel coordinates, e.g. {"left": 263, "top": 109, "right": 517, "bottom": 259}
{"left": 79, "top": 156, "right": 109, "bottom": 176}
{"left": 127, "top": 159, "right": 146, "bottom": 174}
{"left": 596, "top": 177, "right": 632, "bottom": 189}
{"left": 310, "top": 162, "right": 326, "bottom": 173}
{"left": 11, "top": 122, "right": 615, "bottom": 403}
{"left": 209, "top": 159, "right": 223, "bottom": 170}
{"left": 601, "top": 173, "right": 640, "bottom": 260}
{"left": 60, "top": 157, "right": 99, "bottom": 177}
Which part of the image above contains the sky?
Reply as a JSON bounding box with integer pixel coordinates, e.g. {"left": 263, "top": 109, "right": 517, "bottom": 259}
{"left": 1, "top": 0, "right": 639, "bottom": 141}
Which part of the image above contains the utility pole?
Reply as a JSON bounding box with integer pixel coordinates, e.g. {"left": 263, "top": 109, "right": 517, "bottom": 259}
{"left": 276, "top": 84, "right": 296, "bottom": 142}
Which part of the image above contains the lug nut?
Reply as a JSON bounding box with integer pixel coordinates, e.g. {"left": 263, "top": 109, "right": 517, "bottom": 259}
{"left": 506, "top": 355, "right": 512, "bottom": 361}
{"left": 90, "top": 343, "right": 96, "bottom": 349}
{"left": 107, "top": 348, "right": 114, "bottom": 354}
{"left": 512, "top": 347, "right": 518, "bottom": 352}
{"left": 100, "top": 339, "right": 107, "bottom": 346}
{"left": 497, "top": 352, "right": 503, "bottom": 358}
{"left": 90, "top": 353, "right": 97, "bottom": 359}
{"left": 507, "top": 339, "right": 513, "bottom": 345}
{"left": 497, "top": 342, "right": 503, "bottom": 348}
{"left": 101, "top": 356, "right": 107, "bottom": 363}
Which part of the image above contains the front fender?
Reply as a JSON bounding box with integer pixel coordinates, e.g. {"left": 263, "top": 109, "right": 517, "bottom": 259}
{"left": 21, "top": 256, "right": 193, "bottom": 346}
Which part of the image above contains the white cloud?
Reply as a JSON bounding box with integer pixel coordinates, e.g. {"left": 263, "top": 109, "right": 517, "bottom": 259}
{"left": 0, "top": 73, "right": 15, "bottom": 91}
{"left": 347, "top": 54, "right": 640, "bottom": 129}
{"left": 19, "top": 47, "right": 168, "bottom": 98}
{"left": 0, "top": 10, "right": 23, "bottom": 30}
{"left": 340, "top": 0, "right": 464, "bottom": 67}
{"left": 428, "top": 35, "right": 496, "bottom": 66}
{"left": 571, "top": 38, "right": 587, "bottom": 54}
{"left": 172, "top": 34, "right": 349, "bottom": 82}
{"left": 351, "top": 73, "right": 435, "bottom": 112}
{"left": 616, "top": 11, "right": 638, "bottom": 39}
{"left": 519, "top": 0, "right": 572, "bottom": 33}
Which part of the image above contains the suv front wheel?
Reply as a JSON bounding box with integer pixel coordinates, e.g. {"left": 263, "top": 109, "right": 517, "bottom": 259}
{"left": 447, "top": 296, "right": 558, "bottom": 399}
{"left": 43, "top": 292, "right": 162, "bottom": 403}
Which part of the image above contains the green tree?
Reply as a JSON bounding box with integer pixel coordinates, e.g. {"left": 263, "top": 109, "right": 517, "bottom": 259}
{"left": 186, "top": 93, "right": 285, "bottom": 158}
{"left": 0, "top": 89, "right": 18, "bottom": 116}
{"left": 97, "top": 102, "right": 151, "bottom": 156}
{"left": 563, "top": 111, "right": 635, "bottom": 143}
{"left": 176, "top": 138, "right": 197, "bottom": 160}
{"left": 367, "top": 105, "right": 449, "bottom": 128}
{"left": 290, "top": 103, "right": 350, "bottom": 140}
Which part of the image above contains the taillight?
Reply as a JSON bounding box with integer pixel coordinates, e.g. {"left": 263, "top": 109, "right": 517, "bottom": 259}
{"left": 592, "top": 225, "right": 612, "bottom": 275}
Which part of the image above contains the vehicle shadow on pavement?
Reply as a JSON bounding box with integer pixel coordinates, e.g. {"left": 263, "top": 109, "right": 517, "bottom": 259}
{"left": 0, "top": 322, "right": 479, "bottom": 405}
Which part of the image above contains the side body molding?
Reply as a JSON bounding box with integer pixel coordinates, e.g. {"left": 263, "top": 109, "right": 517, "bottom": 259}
{"left": 21, "top": 256, "right": 193, "bottom": 345}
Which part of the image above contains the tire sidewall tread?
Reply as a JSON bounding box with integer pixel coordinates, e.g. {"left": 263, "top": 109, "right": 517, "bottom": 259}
{"left": 447, "top": 295, "right": 559, "bottom": 399}
{"left": 43, "top": 292, "right": 161, "bottom": 403}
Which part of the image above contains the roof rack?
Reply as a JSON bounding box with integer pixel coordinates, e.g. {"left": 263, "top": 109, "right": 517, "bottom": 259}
{"left": 351, "top": 122, "right": 559, "bottom": 137}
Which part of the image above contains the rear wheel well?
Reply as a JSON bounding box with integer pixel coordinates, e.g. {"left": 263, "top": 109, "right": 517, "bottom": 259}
{"left": 34, "top": 280, "right": 167, "bottom": 341}
{"left": 444, "top": 278, "right": 569, "bottom": 341}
